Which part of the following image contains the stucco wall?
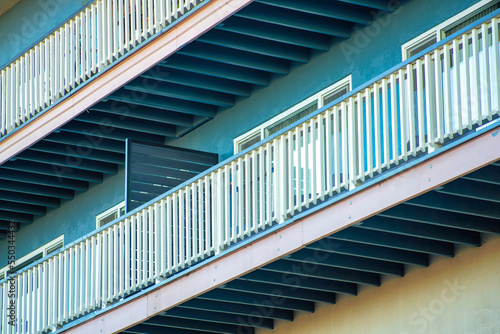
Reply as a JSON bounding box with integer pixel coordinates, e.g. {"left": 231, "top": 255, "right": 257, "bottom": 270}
{"left": 165, "top": 0, "right": 483, "bottom": 161}
{"left": 0, "top": 0, "right": 92, "bottom": 69}
{"left": 256, "top": 235, "right": 500, "bottom": 334}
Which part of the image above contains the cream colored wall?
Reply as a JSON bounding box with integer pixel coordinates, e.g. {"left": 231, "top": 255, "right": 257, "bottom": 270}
{"left": 257, "top": 234, "right": 500, "bottom": 334}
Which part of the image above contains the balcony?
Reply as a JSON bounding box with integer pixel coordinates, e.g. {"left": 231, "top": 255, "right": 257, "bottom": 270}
{"left": 0, "top": 0, "right": 204, "bottom": 138}
{"left": 1, "top": 6, "right": 500, "bottom": 334}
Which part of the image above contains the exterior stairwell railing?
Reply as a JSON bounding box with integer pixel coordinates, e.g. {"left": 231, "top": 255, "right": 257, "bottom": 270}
{"left": 0, "top": 0, "right": 204, "bottom": 138}
{"left": 1, "top": 10, "right": 500, "bottom": 334}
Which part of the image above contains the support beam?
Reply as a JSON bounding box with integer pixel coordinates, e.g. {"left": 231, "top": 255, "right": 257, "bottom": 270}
{"left": 160, "top": 55, "right": 270, "bottom": 86}
{"left": 242, "top": 270, "right": 358, "bottom": 295}
{"left": 45, "top": 132, "right": 125, "bottom": 154}
{"left": 29, "top": 142, "right": 124, "bottom": 165}
{"left": 305, "top": 238, "right": 429, "bottom": 266}
{"left": 107, "top": 91, "right": 217, "bottom": 118}
{"left": 126, "top": 324, "right": 214, "bottom": 334}
{"left": 383, "top": 204, "right": 500, "bottom": 234}
{"left": 360, "top": 216, "right": 481, "bottom": 246}
{"left": 0, "top": 169, "right": 86, "bottom": 192}
{"left": 0, "top": 200, "right": 45, "bottom": 216}
{"left": 143, "top": 316, "right": 252, "bottom": 334}
{"left": 124, "top": 80, "right": 235, "bottom": 108}
{"left": 338, "top": 0, "right": 394, "bottom": 11}
{"left": 1, "top": 160, "right": 102, "bottom": 183}
{"left": 263, "top": 259, "right": 380, "bottom": 286}
{"left": 288, "top": 248, "right": 404, "bottom": 276}
{"left": 406, "top": 191, "right": 500, "bottom": 220}
{"left": 200, "top": 289, "right": 315, "bottom": 313}
{"left": 0, "top": 190, "right": 60, "bottom": 208}
{"left": 16, "top": 150, "right": 118, "bottom": 175}
{"left": 436, "top": 178, "right": 500, "bottom": 202}
{"left": 162, "top": 307, "right": 274, "bottom": 329}
{"left": 63, "top": 121, "right": 166, "bottom": 144}
{"left": 178, "top": 42, "right": 290, "bottom": 74}
{"left": 256, "top": 0, "right": 373, "bottom": 24}
{"left": 459, "top": 164, "right": 500, "bottom": 185}
{"left": 142, "top": 67, "right": 252, "bottom": 96}
{"left": 223, "top": 279, "right": 336, "bottom": 304}
{"left": 198, "top": 30, "right": 310, "bottom": 62}
{"left": 181, "top": 299, "right": 293, "bottom": 321}
{"left": 77, "top": 112, "right": 178, "bottom": 138}
{"left": 331, "top": 228, "right": 455, "bottom": 257}
{"left": 0, "top": 210, "right": 33, "bottom": 224}
{"left": 218, "top": 17, "right": 331, "bottom": 51}
{"left": 235, "top": 3, "right": 351, "bottom": 37}
{"left": 91, "top": 100, "right": 194, "bottom": 127}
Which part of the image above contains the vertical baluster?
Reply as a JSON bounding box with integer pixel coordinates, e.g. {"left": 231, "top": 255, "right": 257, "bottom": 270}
{"left": 148, "top": 0, "right": 153, "bottom": 34}
{"left": 237, "top": 158, "right": 244, "bottom": 235}
{"left": 258, "top": 146, "right": 266, "bottom": 229}
{"left": 141, "top": 210, "right": 148, "bottom": 283}
{"left": 179, "top": 191, "right": 186, "bottom": 269}
{"left": 442, "top": 44, "right": 453, "bottom": 137}
{"left": 407, "top": 64, "right": 417, "bottom": 153}
{"left": 252, "top": 150, "right": 259, "bottom": 232}
{"left": 265, "top": 143, "right": 272, "bottom": 226}
{"left": 389, "top": 75, "right": 398, "bottom": 164}
{"left": 416, "top": 59, "right": 426, "bottom": 149}
{"left": 491, "top": 18, "right": 500, "bottom": 114}
{"left": 154, "top": 202, "right": 161, "bottom": 279}
{"left": 94, "top": 234, "right": 101, "bottom": 309}
{"left": 311, "top": 118, "right": 318, "bottom": 203}
{"left": 295, "top": 127, "right": 302, "bottom": 211}
{"left": 325, "top": 109, "right": 333, "bottom": 195}
{"left": 148, "top": 207, "right": 154, "bottom": 281}
{"left": 348, "top": 97, "right": 358, "bottom": 187}
{"left": 166, "top": 197, "right": 173, "bottom": 275}
{"left": 482, "top": 23, "right": 492, "bottom": 120}
{"left": 424, "top": 54, "right": 437, "bottom": 149}
{"left": 196, "top": 180, "right": 202, "bottom": 259}
{"left": 381, "top": 79, "right": 390, "bottom": 167}
{"left": 244, "top": 154, "right": 251, "bottom": 234}
{"left": 186, "top": 185, "right": 192, "bottom": 265}
{"left": 356, "top": 93, "right": 366, "bottom": 177}
{"left": 124, "top": 0, "right": 130, "bottom": 51}
{"left": 452, "top": 40, "right": 463, "bottom": 135}
{"left": 364, "top": 88, "right": 374, "bottom": 175}
{"left": 471, "top": 28, "right": 482, "bottom": 124}
{"left": 287, "top": 131, "right": 294, "bottom": 213}
{"left": 303, "top": 123, "right": 310, "bottom": 207}
{"left": 433, "top": 49, "right": 444, "bottom": 143}
{"left": 373, "top": 83, "right": 382, "bottom": 172}
{"left": 205, "top": 175, "right": 212, "bottom": 254}
{"left": 333, "top": 106, "right": 341, "bottom": 190}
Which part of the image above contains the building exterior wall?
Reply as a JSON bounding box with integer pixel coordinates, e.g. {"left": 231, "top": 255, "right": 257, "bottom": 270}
{"left": 256, "top": 235, "right": 500, "bottom": 334}
{"left": 165, "top": 0, "right": 481, "bottom": 161}
{"left": 0, "top": 0, "right": 92, "bottom": 69}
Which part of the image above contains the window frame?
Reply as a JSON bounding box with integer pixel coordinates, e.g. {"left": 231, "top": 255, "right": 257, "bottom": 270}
{"left": 0, "top": 235, "right": 64, "bottom": 279}
{"left": 96, "top": 201, "right": 125, "bottom": 229}
{"left": 402, "top": 0, "right": 499, "bottom": 60}
{"left": 233, "top": 75, "right": 352, "bottom": 153}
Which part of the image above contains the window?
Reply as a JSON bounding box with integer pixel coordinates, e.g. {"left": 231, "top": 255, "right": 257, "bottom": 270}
{"left": 234, "top": 76, "right": 352, "bottom": 153}
{"left": 96, "top": 202, "right": 125, "bottom": 228}
{"left": 0, "top": 235, "right": 64, "bottom": 279}
{"left": 402, "top": 0, "right": 500, "bottom": 60}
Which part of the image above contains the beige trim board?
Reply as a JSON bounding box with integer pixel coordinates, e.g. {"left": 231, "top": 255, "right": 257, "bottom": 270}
{"left": 0, "top": 0, "right": 254, "bottom": 165}
{"left": 65, "top": 127, "right": 500, "bottom": 334}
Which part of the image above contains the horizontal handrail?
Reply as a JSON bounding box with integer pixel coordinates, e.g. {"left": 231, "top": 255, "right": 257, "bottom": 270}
{"left": 1, "top": 11, "right": 500, "bottom": 334}
{"left": 0, "top": 0, "right": 204, "bottom": 139}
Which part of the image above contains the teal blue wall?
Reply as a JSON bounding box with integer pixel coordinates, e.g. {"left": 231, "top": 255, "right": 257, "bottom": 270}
{"left": 0, "top": 0, "right": 482, "bottom": 267}
{"left": 166, "top": 0, "right": 481, "bottom": 161}
{"left": 0, "top": 0, "right": 93, "bottom": 69}
{"left": 0, "top": 167, "right": 125, "bottom": 268}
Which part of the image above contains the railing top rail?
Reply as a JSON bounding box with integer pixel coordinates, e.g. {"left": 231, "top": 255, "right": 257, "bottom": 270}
{"left": 2, "top": 5, "right": 499, "bottom": 284}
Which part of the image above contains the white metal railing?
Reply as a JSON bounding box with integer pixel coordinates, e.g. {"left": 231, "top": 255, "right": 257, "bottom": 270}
{"left": 0, "top": 0, "right": 203, "bottom": 138}
{"left": 1, "top": 13, "right": 500, "bottom": 334}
